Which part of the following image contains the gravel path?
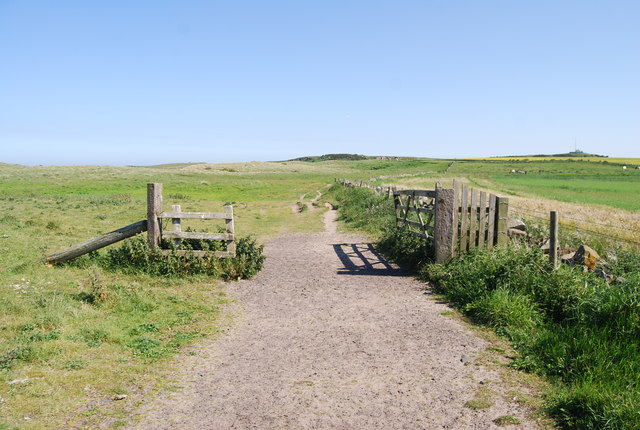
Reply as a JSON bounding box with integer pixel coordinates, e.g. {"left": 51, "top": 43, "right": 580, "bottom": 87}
{"left": 130, "top": 208, "right": 539, "bottom": 429}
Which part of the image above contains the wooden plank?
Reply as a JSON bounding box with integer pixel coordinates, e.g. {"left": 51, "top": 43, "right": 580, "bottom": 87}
{"left": 46, "top": 220, "right": 147, "bottom": 264}
{"left": 452, "top": 181, "right": 460, "bottom": 256}
{"left": 160, "top": 250, "right": 233, "bottom": 258}
{"left": 495, "top": 196, "right": 509, "bottom": 246}
{"left": 469, "top": 188, "right": 478, "bottom": 249}
{"left": 225, "top": 205, "right": 236, "bottom": 257}
{"left": 163, "top": 232, "right": 233, "bottom": 241}
{"left": 487, "top": 194, "right": 496, "bottom": 249}
{"left": 417, "top": 207, "right": 435, "bottom": 215}
{"left": 460, "top": 184, "right": 469, "bottom": 252}
{"left": 477, "top": 191, "right": 487, "bottom": 249}
{"left": 408, "top": 230, "right": 429, "bottom": 239}
{"left": 393, "top": 190, "right": 436, "bottom": 198}
{"left": 404, "top": 219, "right": 434, "bottom": 231}
{"left": 434, "top": 188, "right": 455, "bottom": 264}
{"left": 159, "top": 211, "right": 229, "bottom": 220}
{"left": 171, "top": 204, "right": 182, "bottom": 247}
{"left": 550, "top": 211, "right": 558, "bottom": 268}
{"left": 147, "top": 183, "right": 163, "bottom": 249}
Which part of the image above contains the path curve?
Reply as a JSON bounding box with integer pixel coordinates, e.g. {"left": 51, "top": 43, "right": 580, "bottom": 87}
{"left": 129, "top": 208, "right": 539, "bottom": 429}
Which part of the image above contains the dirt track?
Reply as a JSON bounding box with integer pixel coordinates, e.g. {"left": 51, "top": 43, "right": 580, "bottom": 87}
{"left": 129, "top": 207, "right": 540, "bottom": 429}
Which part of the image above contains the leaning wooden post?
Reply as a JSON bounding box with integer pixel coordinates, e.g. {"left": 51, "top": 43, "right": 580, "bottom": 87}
{"left": 549, "top": 211, "right": 558, "bottom": 268}
{"left": 434, "top": 187, "right": 455, "bottom": 264}
{"left": 171, "top": 204, "right": 182, "bottom": 247}
{"left": 495, "top": 196, "right": 509, "bottom": 246}
{"left": 147, "top": 183, "right": 163, "bottom": 249}
{"left": 225, "top": 205, "right": 236, "bottom": 257}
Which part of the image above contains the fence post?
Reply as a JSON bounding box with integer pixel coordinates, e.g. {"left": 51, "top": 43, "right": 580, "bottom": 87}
{"left": 171, "top": 204, "right": 182, "bottom": 247}
{"left": 495, "top": 196, "right": 509, "bottom": 246}
{"left": 147, "top": 183, "right": 163, "bottom": 249}
{"left": 225, "top": 205, "right": 236, "bottom": 257}
{"left": 550, "top": 211, "right": 558, "bottom": 268}
{"left": 434, "top": 188, "right": 455, "bottom": 264}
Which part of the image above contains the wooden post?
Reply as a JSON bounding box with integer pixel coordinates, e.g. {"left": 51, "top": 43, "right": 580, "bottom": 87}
{"left": 452, "top": 180, "right": 460, "bottom": 256}
{"left": 495, "top": 196, "right": 509, "bottom": 246}
{"left": 434, "top": 188, "right": 455, "bottom": 264}
{"left": 225, "top": 205, "right": 236, "bottom": 257}
{"left": 550, "top": 211, "right": 558, "bottom": 268}
{"left": 460, "top": 184, "right": 469, "bottom": 252}
{"left": 487, "top": 194, "right": 497, "bottom": 249}
{"left": 171, "top": 204, "right": 182, "bottom": 247}
{"left": 45, "top": 221, "right": 147, "bottom": 264}
{"left": 469, "top": 188, "right": 478, "bottom": 249}
{"left": 147, "top": 183, "right": 163, "bottom": 249}
{"left": 478, "top": 191, "right": 487, "bottom": 249}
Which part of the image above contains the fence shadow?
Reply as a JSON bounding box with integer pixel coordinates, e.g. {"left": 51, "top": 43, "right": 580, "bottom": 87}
{"left": 333, "top": 243, "right": 409, "bottom": 276}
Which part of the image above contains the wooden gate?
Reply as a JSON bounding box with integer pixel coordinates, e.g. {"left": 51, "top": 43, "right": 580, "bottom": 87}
{"left": 393, "top": 182, "right": 508, "bottom": 263}
{"left": 393, "top": 190, "right": 437, "bottom": 240}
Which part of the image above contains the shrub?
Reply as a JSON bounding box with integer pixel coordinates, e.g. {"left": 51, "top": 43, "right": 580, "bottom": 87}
{"left": 77, "top": 234, "right": 265, "bottom": 281}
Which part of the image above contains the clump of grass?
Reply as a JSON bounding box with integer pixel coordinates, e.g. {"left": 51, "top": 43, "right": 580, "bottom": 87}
{"left": 465, "top": 394, "right": 493, "bottom": 410}
{"left": 493, "top": 415, "right": 521, "bottom": 426}
{"left": 422, "top": 246, "right": 640, "bottom": 429}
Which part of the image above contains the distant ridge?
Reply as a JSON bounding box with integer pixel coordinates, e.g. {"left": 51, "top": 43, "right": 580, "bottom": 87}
{"left": 502, "top": 151, "right": 608, "bottom": 158}
{"left": 288, "top": 153, "right": 369, "bottom": 162}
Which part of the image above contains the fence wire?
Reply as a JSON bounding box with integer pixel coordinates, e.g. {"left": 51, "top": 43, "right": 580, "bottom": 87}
{"left": 510, "top": 205, "right": 640, "bottom": 247}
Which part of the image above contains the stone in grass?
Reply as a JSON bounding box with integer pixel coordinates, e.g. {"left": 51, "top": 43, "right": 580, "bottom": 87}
{"left": 113, "top": 394, "right": 128, "bottom": 401}
{"left": 573, "top": 245, "right": 600, "bottom": 271}
{"left": 507, "top": 218, "right": 526, "bottom": 231}
{"left": 493, "top": 415, "right": 521, "bottom": 426}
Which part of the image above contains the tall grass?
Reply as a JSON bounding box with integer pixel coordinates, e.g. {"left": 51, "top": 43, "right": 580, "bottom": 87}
{"left": 423, "top": 247, "right": 640, "bottom": 429}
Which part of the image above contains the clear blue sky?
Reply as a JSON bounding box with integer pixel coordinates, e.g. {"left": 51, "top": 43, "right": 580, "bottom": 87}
{"left": 1, "top": 1, "right": 638, "bottom": 165}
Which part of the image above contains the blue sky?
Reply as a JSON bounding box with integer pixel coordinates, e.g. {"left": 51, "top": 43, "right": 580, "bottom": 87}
{"left": 1, "top": 1, "right": 638, "bottom": 165}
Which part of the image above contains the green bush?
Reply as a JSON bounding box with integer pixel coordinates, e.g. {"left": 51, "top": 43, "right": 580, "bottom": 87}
{"left": 327, "top": 185, "right": 394, "bottom": 234}
{"left": 422, "top": 246, "right": 640, "bottom": 429}
{"left": 74, "top": 234, "right": 265, "bottom": 281}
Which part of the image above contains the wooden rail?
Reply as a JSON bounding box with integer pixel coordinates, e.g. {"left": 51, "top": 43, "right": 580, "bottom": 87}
{"left": 148, "top": 187, "right": 236, "bottom": 258}
{"left": 45, "top": 220, "right": 147, "bottom": 264}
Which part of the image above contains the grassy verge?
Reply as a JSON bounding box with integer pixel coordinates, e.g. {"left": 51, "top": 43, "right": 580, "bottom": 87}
{"left": 329, "top": 184, "right": 640, "bottom": 430}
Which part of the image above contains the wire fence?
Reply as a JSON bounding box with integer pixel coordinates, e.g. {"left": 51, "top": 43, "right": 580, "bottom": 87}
{"left": 510, "top": 205, "right": 640, "bottom": 248}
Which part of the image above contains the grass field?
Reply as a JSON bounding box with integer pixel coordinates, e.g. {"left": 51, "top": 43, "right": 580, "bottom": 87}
{"left": 1, "top": 155, "right": 639, "bottom": 428}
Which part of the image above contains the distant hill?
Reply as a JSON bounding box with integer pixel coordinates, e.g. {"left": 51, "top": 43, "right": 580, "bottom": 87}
{"left": 288, "top": 154, "right": 370, "bottom": 162}
{"left": 506, "top": 150, "right": 608, "bottom": 158}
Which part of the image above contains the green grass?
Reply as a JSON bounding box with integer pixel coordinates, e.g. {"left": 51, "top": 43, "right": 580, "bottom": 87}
{"left": 423, "top": 247, "right": 640, "bottom": 430}
{"left": 1, "top": 155, "right": 639, "bottom": 428}
{"left": 0, "top": 158, "right": 460, "bottom": 428}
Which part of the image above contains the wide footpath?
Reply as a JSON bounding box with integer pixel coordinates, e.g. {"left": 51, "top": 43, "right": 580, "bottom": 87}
{"left": 129, "top": 207, "right": 541, "bottom": 429}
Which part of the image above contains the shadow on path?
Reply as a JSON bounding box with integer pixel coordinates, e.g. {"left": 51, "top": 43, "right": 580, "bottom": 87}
{"left": 333, "top": 243, "right": 409, "bottom": 277}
